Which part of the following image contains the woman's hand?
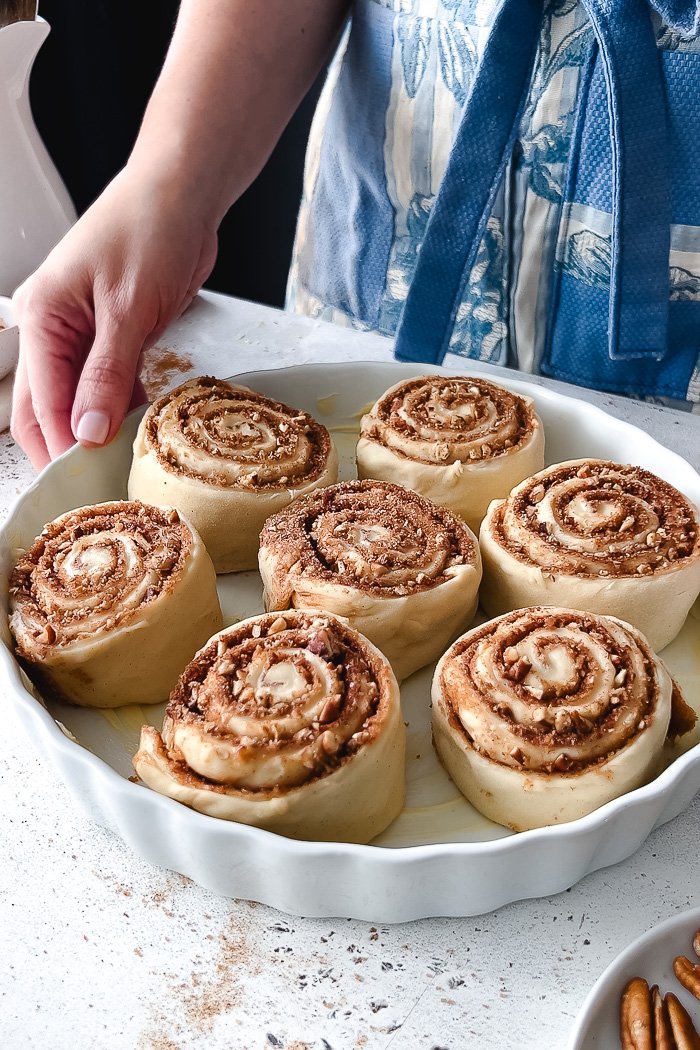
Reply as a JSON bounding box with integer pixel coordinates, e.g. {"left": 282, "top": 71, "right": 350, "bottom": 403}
{"left": 11, "top": 0, "right": 350, "bottom": 469}
{"left": 11, "top": 169, "right": 218, "bottom": 468}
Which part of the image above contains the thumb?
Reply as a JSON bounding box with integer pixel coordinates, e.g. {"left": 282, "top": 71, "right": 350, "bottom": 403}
{"left": 71, "top": 313, "right": 148, "bottom": 447}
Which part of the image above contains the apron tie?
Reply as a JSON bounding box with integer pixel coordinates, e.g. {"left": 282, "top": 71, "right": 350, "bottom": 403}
{"left": 394, "top": 0, "right": 675, "bottom": 366}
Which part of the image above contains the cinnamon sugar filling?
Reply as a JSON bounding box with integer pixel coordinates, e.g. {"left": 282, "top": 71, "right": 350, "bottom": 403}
{"left": 363, "top": 376, "right": 538, "bottom": 464}
{"left": 441, "top": 609, "right": 667, "bottom": 776}
{"left": 261, "top": 479, "right": 475, "bottom": 595}
{"left": 162, "top": 612, "right": 390, "bottom": 793}
{"left": 144, "top": 376, "right": 332, "bottom": 488}
{"left": 10, "top": 502, "right": 191, "bottom": 650}
{"left": 491, "top": 461, "right": 700, "bottom": 578}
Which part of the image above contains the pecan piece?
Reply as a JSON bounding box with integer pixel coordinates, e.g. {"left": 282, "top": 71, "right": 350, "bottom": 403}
{"left": 157, "top": 552, "right": 178, "bottom": 572}
{"left": 505, "top": 657, "right": 531, "bottom": 683}
{"left": 318, "top": 694, "right": 342, "bottom": 724}
{"left": 674, "top": 956, "right": 700, "bottom": 1001}
{"left": 320, "top": 730, "right": 340, "bottom": 755}
{"left": 554, "top": 709, "right": 572, "bottom": 734}
{"left": 40, "top": 623, "right": 56, "bottom": 645}
{"left": 693, "top": 930, "right": 700, "bottom": 960}
{"left": 665, "top": 992, "right": 700, "bottom": 1049}
{"left": 651, "top": 985, "right": 674, "bottom": 1050}
{"left": 307, "top": 629, "right": 334, "bottom": 659}
{"left": 620, "top": 977, "right": 653, "bottom": 1050}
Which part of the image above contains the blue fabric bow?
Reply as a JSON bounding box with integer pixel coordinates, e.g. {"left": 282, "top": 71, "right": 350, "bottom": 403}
{"left": 394, "top": 0, "right": 694, "bottom": 367}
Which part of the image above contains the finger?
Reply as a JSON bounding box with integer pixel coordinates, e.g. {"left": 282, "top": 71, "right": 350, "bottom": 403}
{"left": 143, "top": 291, "right": 197, "bottom": 351}
{"left": 71, "top": 305, "right": 149, "bottom": 447}
{"left": 20, "top": 309, "right": 85, "bottom": 461}
{"left": 10, "top": 355, "right": 50, "bottom": 469}
{"left": 175, "top": 289, "right": 198, "bottom": 319}
{"left": 149, "top": 242, "right": 211, "bottom": 341}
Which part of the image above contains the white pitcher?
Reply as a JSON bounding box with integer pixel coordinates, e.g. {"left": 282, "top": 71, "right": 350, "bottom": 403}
{"left": 0, "top": 17, "right": 76, "bottom": 296}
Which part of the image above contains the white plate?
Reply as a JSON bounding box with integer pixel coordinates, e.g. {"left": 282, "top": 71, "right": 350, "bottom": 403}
{"left": 1, "top": 361, "right": 699, "bottom": 922}
{"left": 568, "top": 907, "right": 700, "bottom": 1048}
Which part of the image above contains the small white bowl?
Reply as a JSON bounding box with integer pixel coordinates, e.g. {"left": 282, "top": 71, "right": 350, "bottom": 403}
{"left": 568, "top": 907, "right": 700, "bottom": 1048}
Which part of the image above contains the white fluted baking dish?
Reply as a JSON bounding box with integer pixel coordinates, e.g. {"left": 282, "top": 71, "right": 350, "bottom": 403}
{"left": 1, "top": 361, "right": 699, "bottom": 922}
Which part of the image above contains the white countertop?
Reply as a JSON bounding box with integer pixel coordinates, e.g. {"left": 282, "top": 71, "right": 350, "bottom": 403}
{"left": 2, "top": 291, "right": 699, "bottom": 1050}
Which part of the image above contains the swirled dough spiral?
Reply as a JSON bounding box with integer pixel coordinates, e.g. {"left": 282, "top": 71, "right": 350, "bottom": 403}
{"left": 479, "top": 459, "right": 700, "bottom": 651}
{"left": 432, "top": 607, "right": 676, "bottom": 831}
{"left": 258, "top": 480, "right": 482, "bottom": 680}
{"left": 9, "top": 501, "right": 223, "bottom": 707}
{"left": 356, "top": 375, "right": 544, "bottom": 533}
{"left": 134, "top": 610, "right": 405, "bottom": 842}
{"left": 128, "top": 376, "right": 338, "bottom": 572}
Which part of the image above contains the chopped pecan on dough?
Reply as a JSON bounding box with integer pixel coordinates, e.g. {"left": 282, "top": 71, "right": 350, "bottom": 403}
{"left": 694, "top": 930, "right": 700, "bottom": 960}
{"left": 651, "top": 986, "right": 674, "bottom": 1050}
{"left": 620, "top": 977, "right": 654, "bottom": 1050}
{"left": 665, "top": 992, "right": 700, "bottom": 1050}
{"left": 318, "top": 695, "right": 342, "bottom": 725}
{"left": 674, "top": 957, "right": 700, "bottom": 1002}
{"left": 504, "top": 657, "right": 531, "bottom": 683}
{"left": 40, "top": 623, "right": 56, "bottom": 644}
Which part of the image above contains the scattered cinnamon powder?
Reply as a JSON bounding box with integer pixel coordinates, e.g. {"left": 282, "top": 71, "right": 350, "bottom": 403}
{"left": 142, "top": 346, "right": 195, "bottom": 399}
{"left": 178, "top": 914, "right": 254, "bottom": 1033}
{"left": 136, "top": 905, "right": 258, "bottom": 1047}
{"left": 137, "top": 1034, "right": 182, "bottom": 1050}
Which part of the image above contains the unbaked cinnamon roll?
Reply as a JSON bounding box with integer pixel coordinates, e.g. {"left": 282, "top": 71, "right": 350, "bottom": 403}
{"left": 9, "top": 501, "right": 222, "bottom": 708}
{"left": 480, "top": 459, "right": 700, "bottom": 652}
{"left": 432, "top": 607, "right": 676, "bottom": 831}
{"left": 128, "top": 376, "right": 338, "bottom": 572}
{"left": 258, "top": 479, "right": 482, "bottom": 680}
{"left": 356, "top": 375, "right": 544, "bottom": 533}
{"left": 134, "top": 610, "right": 405, "bottom": 842}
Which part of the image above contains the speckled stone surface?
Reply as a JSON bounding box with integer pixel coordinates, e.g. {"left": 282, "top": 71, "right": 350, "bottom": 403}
{"left": 2, "top": 292, "right": 699, "bottom": 1050}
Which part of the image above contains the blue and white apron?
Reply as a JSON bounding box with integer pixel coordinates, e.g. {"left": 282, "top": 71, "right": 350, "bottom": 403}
{"left": 287, "top": 0, "right": 700, "bottom": 409}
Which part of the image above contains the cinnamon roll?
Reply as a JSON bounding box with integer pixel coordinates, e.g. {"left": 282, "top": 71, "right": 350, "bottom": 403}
{"left": 356, "top": 375, "right": 544, "bottom": 533}
{"left": 432, "top": 607, "right": 676, "bottom": 831}
{"left": 133, "top": 610, "right": 405, "bottom": 842}
{"left": 128, "top": 376, "right": 338, "bottom": 573}
{"left": 258, "top": 480, "right": 482, "bottom": 680}
{"left": 9, "top": 501, "right": 223, "bottom": 708}
{"left": 480, "top": 459, "right": 700, "bottom": 651}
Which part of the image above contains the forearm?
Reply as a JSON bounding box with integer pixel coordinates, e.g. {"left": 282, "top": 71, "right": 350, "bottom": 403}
{"left": 129, "top": 0, "right": 350, "bottom": 225}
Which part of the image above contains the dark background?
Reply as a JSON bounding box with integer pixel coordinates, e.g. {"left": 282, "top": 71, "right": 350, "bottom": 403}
{"left": 30, "top": 1, "right": 322, "bottom": 307}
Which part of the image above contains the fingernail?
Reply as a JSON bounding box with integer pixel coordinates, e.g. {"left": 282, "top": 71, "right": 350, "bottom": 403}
{"left": 76, "top": 410, "right": 110, "bottom": 445}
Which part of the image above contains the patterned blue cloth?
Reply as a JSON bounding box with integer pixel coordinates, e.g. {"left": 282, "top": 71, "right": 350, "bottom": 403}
{"left": 287, "top": 0, "right": 700, "bottom": 407}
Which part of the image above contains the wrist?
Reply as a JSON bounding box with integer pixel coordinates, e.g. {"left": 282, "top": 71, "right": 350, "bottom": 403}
{"left": 125, "top": 137, "right": 239, "bottom": 230}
